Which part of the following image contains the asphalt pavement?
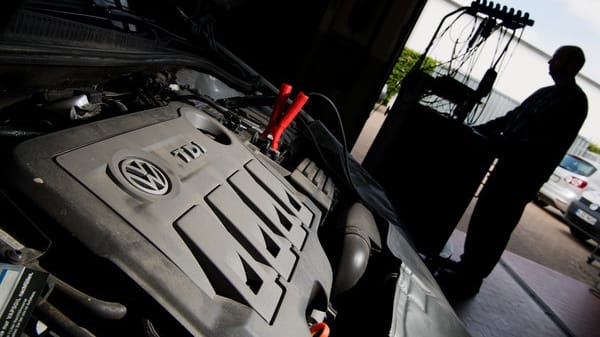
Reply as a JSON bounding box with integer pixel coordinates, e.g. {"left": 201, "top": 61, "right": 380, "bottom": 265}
{"left": 456, "top": 197, "right": 600, "bottom": 288}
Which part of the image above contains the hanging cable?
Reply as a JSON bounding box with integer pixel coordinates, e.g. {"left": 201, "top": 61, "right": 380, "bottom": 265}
{"left": 305, "top": 92, "right": 354, "bottom": 190}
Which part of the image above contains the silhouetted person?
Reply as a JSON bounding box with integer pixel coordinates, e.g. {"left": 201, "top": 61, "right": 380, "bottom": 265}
{"left": 436, "top": 45, "right": 588, "bottom": 301}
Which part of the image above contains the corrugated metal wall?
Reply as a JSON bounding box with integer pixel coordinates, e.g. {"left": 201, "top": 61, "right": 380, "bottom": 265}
{"left": 569, "top": 136, "right": 590, "bottom": 156}
{"left": 457, "top": 80, "right": 589, "bottom": 158}
{"left": 469, "top": 89, "right": 519, "bottom": 126}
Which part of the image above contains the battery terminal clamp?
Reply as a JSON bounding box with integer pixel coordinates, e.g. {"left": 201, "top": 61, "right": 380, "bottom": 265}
{"left": 260, "top": 83, "right": 309, "bottom": 154}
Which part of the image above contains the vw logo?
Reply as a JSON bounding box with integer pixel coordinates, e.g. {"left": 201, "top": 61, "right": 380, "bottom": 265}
{"left": 591, "top": 203, "right": 599, "bottom": 211}
{"left": 120, "top": 158, "right": 170, "bottom": 195}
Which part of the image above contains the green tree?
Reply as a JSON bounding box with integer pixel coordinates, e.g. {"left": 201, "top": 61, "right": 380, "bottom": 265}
{"left": 588, "top": 143, "right": 600, "bottom": 154}
{"left": 384, "top": 48, "right": 439, "bottom": 103}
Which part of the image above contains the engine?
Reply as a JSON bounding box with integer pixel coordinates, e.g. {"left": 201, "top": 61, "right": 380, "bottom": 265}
{"left": 0, "top": 68, "right": 401, "bottom": 337}
{"left": 0, "top": 2, "right": 474, "bottom": 335}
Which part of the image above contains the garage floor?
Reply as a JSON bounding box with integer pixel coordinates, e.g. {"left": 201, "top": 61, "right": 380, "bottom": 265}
{"left": 448, "top": 230, "right": 600, "bottom": 337}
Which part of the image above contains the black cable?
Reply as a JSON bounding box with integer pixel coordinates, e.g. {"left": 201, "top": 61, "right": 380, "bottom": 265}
{"left": 175, "top": 7, "right": 267, "bottom": 91}
{"left": 492, "top": 29, "right": 516, "bottom": 70}
{"left": 305, "top": 92, "right": 354, "bottom": 190}
{"left": 415, "top": 6, "right": 471, "bottom": 71}
{"left": 446, "top": 11, "right": 477, "bottom": 48}
{"left": 174, "top": 93, "right": 236, "bottom": 119}
{"left": 490, "top": 26, "right": 505, "bottom": 69}
{"left": 141, "top": 319, "right": 162, "bottom": 337}
{"left": 496, "top": 28, "right": 525, "bottom": 81}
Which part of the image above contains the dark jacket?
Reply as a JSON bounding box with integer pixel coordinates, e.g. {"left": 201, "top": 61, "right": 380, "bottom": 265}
{"left": 475, "top": 83, "right": 588, "bottom": 198}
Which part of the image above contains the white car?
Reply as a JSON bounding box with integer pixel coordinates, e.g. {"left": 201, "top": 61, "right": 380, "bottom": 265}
{"left": 537, "top": 154, "right": 600, "bottom": 213}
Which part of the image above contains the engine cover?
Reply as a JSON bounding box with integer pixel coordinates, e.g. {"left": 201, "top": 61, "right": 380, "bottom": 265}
{"left": 8, "top": 102, "right": 333, "bottom": 337}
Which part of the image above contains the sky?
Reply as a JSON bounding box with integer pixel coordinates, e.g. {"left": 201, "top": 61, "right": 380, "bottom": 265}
{"left": 489, "top": 0, "right": 600, "bottom": 80}
{"left": 404, "top": 0, "right": 600, "bottom": 144}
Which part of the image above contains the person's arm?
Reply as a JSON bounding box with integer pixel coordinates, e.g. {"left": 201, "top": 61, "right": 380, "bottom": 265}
{"left": 472, "top": 111, "right": 515, "bottom": 154}
{"left": 473, "top": 114, "right": 510, "bottom": 135}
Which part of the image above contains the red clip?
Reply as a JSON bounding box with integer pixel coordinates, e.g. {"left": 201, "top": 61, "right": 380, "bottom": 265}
{"left": 310, "top": 322, "right": 330, "bottom": 337}
{"left": 261, "top": 83, "right": 309, "bottom": 151}
{"left": 270, "top": 91, "right": 309, "bottom": 150}
{"left": 261, "top": 83, "right": 292, "bottom": 139}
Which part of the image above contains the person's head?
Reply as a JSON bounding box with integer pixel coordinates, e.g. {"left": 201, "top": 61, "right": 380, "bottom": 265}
{"left": 548, "top": 45, "right": 585, "bottom": 84}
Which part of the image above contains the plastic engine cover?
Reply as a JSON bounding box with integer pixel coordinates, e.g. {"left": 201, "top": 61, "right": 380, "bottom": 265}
{"left": 8, "top": 102, "right": 333, "bottom": 337}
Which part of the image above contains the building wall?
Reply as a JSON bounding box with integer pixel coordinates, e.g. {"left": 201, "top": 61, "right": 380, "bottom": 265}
{"left": 405, "top": 0, "right": 600, "bottom": 145}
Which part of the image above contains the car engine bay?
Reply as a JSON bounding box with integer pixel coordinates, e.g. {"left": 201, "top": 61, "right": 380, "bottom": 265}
{"left": 0, "top": 2, "right": 469, "bottom": 337}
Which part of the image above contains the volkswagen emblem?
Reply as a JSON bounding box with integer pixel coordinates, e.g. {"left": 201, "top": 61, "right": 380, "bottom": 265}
{"left": 120, "top": 158, "right": 170, "bottom": 195}
{"left": 590, "top": 203, "right": 599, "bottom": 211}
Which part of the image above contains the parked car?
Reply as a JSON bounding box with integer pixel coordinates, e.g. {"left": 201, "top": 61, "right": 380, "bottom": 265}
{"left": 563, "top": 190, "right": 600, "bottom": 243}
{"left": 536, "top": 154, "right": 600, "bottom": 213}
{"left": 0, "top": 2, "right": 470, "bottom": 337}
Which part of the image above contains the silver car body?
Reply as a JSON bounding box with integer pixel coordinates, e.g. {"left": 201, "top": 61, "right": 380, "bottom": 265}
{"left": 537, "top": 154, "right": 600, "bottom": 213}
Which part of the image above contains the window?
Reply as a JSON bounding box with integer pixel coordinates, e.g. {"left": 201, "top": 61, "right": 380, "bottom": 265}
{"left": 559, "top": 155, "right": 597, "bottom": 176}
